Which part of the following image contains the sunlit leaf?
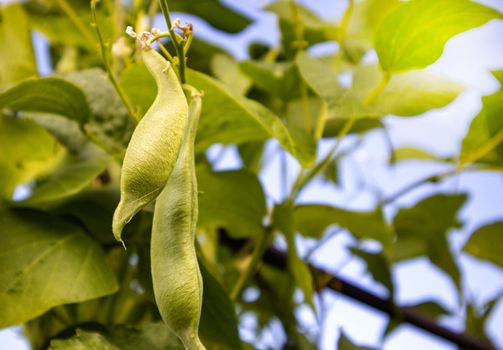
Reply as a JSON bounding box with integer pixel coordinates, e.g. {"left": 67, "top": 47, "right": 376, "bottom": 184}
{"left": 16, "top": 155, "right": 110, "bottom": 207}
{"left": 0, "top": 4, "right": 37, "bottom": 85}
{"left": 0, "top": 78, "right": 90, "bottom": 124}
{"left": 353, "top": 64, "right": 462, "bottom": 117}
{"left": 0, "top": 209, "right": 118, "bottom": 328}
{"left": 464, "top": 222, "right": 503, "bottom": 269}
{"left": 375, "top": 0, "right": 503, "bottom": 72}
{"left": 343, "top": 0, "right": 400, "bottom": 61}
{"left": 188, "top": 69, "right": 315, "bottom": 166}
{"left": 0, "top": 114, "right": 60, "bottom": 199}
{"left": 460, "top": 91, "right": 503, "bottom": 165}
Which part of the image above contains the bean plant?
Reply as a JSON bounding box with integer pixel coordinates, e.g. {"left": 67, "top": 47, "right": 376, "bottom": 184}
{"left": 0, "top": 0, "right": 502, "bottom": 349}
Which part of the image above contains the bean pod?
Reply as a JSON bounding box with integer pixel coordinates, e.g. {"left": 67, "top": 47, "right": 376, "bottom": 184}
{"left": 151, "top": 91, "right": 205, "bottom": 350}
{"left": 112, "top": 48, "right": 188, "bottom": 244}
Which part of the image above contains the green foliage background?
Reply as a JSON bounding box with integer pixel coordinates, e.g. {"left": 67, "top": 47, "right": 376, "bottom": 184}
{"left": 0, "top": 0, "right": 502, "bottom": 349}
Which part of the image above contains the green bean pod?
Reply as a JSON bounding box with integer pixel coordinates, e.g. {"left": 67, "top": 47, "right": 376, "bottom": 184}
{"left": 112, "top": 48, "right": 188, "bottom": 244}
{"left": 151, "top": 91, "right": 205, "bottom": 350}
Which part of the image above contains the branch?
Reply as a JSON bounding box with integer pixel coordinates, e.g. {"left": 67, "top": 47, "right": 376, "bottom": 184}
{"left": 219, "top": 233, "right": 495, "bottom": 350}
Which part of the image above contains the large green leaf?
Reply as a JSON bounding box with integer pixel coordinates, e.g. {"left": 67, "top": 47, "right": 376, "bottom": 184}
{"left": 393, "top": 193, "right": 467, "bottom": 288}
{"left": 294, "top": 204, "right": 393, "bottom": 246}
{"left": 352, "top": 64, "right": 462, "bottom": 117}
{"left": 343, "top": 0, "right": 400, "bottom": 61}
{"left": 0, "top": 78, "right": 90, "bottom": 124}
{"left": 50, "top": 330, "right": 119, "bottom": 350}
{"left": 0, "top": 114, "right": 60, "bottom": 199}
{"left": 464, "top": 222, "right": 503, "bottom": 269}
{"left": 0, "top": 4, "right": 37, "bottom": 85}
{"left": 0, "top": 209, "right": 118, "bottom": 327}
{"left": 375, "top": 0, "right": 503, "bottom": 73}
{"left": 199, "top": 263, "right": 242, "bottom": 350}
{"left": 16, "top": 155, "right": 110, "bottom": 207}
{"left": 197, "top": 165, "right": 267, "bottom": 238}
{"left": 188, "top": 69, "right": 315, "bottom": 166}
{"left": 460, "top": 91, "right": 503, "bottom": 165}
{"left": 65, "top": 69, "right": 135, "bottom": 158}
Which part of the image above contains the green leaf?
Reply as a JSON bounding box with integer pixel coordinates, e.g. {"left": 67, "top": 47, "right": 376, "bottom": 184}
{"left": 338, "top": 332, "right": 374, "bottom": 350}
{"left": 352, "top": 64, "right": 462, "bottom": 117}
{"left": 50, "top": 330, "right": 119, "bottom": 350}
{"left": 384, "top": 300, "right": 449, "bottom": 336}
{"left": 350, "top": 247, "right": 393, "bottom": 293}
{"left": 464, "top": 222, "right": 503, "bottom": 269}
{"left": 240, "top": 61, "right": 302, "bottom": 101}
{"left": 197, "top": 165, "right": 267, "bottom": 238}
{"left": 0, "top": 114, "right": 60, "bottom": 199}
{"left": 294, "top": 204, "right": 393, "bottom": 246}
{"left": 0, "top": 4, "right": 37, "bottom": 85}
{"left": 211, "top": 55, "right": 251, "bottom": 96}
{"left": 465, "top": 297, "right": 500, "bottom": 346}
{"left": 0, "top": 209, "right": 118, "bottom": 327}
{"left": 65, "top": 68, "right": 135, "bottom": 158}
{"left": 266, "top": 1, "right": 338, "bottom": 56}
{"left": 391, "top": 146, "right": 452, "bottom": 164}
{"left": 50, "top": 324, "right": 186, "bottom": 350}
{"left": 375, "top": 0, "right": 503, "bottom": 73}
{"left": 199, "top": 263, "right": 242, "bottom": 350}
{"left": 0, "top": 78, "right": 90, "bottom": 124}
{"left": 188, "top": 69, "right": 315, "bottom": 167}
{"left": 343, "top": 0, "right": 400, "bottom": 61}
{"left": 492, "top": 70, "right": 503, "bottom": 85}
{"left": 170, "top": 0, "right": 251, "bottom": 33}
{"left": 48, "top": 187, "right": 120, "bottom": 244}
{"left": 119, "top": 63, "right": 156, "bottom": 118}
{"left": 460, "top": 91, "right": 503, "bottom": 165}
{"left": 296, "top": 52, "right": 378, "bottom": 119}
{"left": 16, "top": 155, "right": 110, "bottom": 207}
{"left": 273, "top": 204, "right": 314, "bottom": 309}
{"left": 393, "top": 193, "right": 467, "bottom": 288}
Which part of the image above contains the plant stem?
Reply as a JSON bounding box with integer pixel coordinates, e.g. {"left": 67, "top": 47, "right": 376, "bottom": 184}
{"left": 90, "top": 0, "right": 138, "bottom": 122}
{"left": 159, "top": 0, "right": 186, "bottom": 83}
{"left": 230, "top": 228, "right": 272, "bottom": 301}
{"left": 363, "top": 72, "right": 390, "bottom": 105}
{"left": 287, "top": 116, "right": 356, "bottom": 203}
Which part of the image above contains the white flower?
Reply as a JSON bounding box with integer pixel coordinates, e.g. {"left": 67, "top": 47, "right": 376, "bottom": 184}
{"left": 112, "top": 37, "right": 132, "bottom": 58}
{"left": 125, "top": 26, "right": 137, "bottom": 38}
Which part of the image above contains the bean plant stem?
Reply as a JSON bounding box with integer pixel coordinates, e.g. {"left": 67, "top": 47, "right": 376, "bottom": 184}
{"left": 159, "top": 0, "right": 187, "bottom": 83}
{"left": 90, "top": 0, "right": 138, "bottom": 122}
{"left": 363, "top": 72, "right": 390, "bottom": 105}
{"left": 230, "top": 228, "right": 273, "bottom": 301}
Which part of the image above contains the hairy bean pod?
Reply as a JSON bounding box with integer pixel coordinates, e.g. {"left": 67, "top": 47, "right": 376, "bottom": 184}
{"left": 112, "top": 48, "right": 188, "bottom": 244}
{"left": 151, "top": 91, "right": 205, "bottom": 350}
